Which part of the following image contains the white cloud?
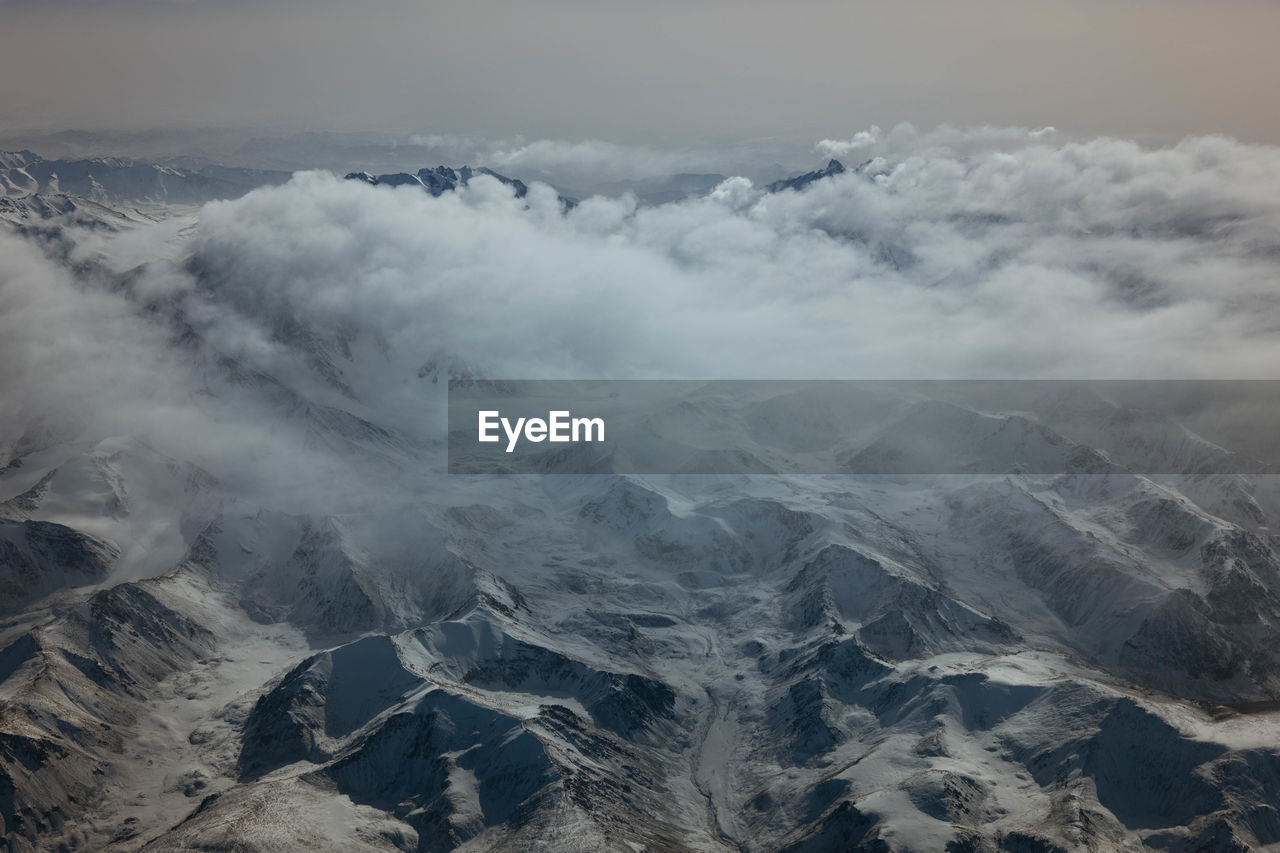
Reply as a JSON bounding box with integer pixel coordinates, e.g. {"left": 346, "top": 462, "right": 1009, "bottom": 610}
{"left": 8, "top": 128, "right": 1280, "bottom": 495}
{"left": 401, "top": 133, "right": 806, "bottom": 191}
{"left": 171, "top": 131, "right": 1280, "bottom": 387}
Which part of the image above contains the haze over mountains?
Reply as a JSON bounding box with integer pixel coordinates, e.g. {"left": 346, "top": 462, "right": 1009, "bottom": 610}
{"left": 4, "top": 128, "right": 1280, "bottom": 851}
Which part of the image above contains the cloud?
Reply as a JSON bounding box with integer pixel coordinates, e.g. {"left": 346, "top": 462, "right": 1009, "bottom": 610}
{"left": 0, "top": 226, "right": 390, "bottom": 509}
{"left": 169, "top": 130, "right": 1280, "bottom": 386}
{"left": 0, "top": 232, "right": 177, "bottom": 459}
{"left": 480, "top": 138, "right": 726, "bottom": 183}
{"left": 396, "top": 134, "right": 807, "bottom": 193}
{"left": 8, "top": 127, "right": 1280, "bottom": 498}
{"left": 816, "top": 123, "right": 1064, "bottom": 163}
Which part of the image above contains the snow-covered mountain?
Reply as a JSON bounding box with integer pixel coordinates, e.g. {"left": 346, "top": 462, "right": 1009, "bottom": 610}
{"left": 766, "top": 159, "right": 848, "bottom": 193}
{"left": 344, "top": 165, "right": 532, "bottom": 198}
{"left": 0, "top": 150, "right": 289, "bottom": 258}
{"left": 345, "top": 166, "right": 577, "bottom": 209}
{"left": 0, "top": 150, "right": 290, "bottom": 206}
{"left": 3, "top": 157, "right": 1280, "bottom": 853}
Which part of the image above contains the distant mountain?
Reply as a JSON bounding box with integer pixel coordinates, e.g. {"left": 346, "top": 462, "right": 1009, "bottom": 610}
{"left": 0, "top": 153, "right": 576, "bottom": 240}
{"left": 0, "top": 149, "right": 291, "bottom": 205}
{"left": 345, "top": 165, "right": 576, "bottom": 208}
{"left": 1, "top": 148, "right": 854, "bottom": 219}
{"left": 766, "top": 158, "right": 847, "bottom": 193}
{"left": 0, "top": 192, "right": 162, "bottom": 252}
{"left": 344, "top": 164, "right": 526, "bottom": 197}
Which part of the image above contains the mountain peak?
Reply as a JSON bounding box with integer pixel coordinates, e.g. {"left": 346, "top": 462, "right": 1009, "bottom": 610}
{"left": 766, "top": 158, "right": 847, "bottom": 193}
{"left": 344, "top": 164, "right": 576, "bottom": 208}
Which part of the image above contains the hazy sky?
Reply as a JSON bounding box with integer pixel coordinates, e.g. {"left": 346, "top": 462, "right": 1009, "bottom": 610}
{"left": 2, "top": 0, "right": 1280, "bottom": 146}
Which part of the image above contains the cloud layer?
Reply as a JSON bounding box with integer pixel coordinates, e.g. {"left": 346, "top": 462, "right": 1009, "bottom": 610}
{"left": 6, "top": 127, "right": 1280, "bottom": 493}
{"left": 177, "top": 128, "right": 1280, "bottom": 385}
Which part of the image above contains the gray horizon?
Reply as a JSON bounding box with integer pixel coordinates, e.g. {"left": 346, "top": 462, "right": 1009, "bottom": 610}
{"left": 3, "top": 0, "right": 1280, "bottom": 148}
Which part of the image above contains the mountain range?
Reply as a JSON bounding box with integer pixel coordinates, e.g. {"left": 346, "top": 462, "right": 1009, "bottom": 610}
{"left": 2, "top": 153, "right": 1280, "bottom": 852}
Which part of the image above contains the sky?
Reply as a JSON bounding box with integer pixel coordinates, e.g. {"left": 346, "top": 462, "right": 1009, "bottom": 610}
{"left": 2, "top": 0, "right": 1280, "bottom": 146}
